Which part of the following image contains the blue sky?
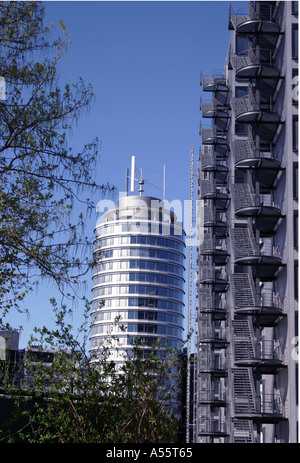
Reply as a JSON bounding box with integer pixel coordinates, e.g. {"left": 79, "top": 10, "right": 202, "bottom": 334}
{"left": 9, "top": 0, "right": 246, "bottom": 348}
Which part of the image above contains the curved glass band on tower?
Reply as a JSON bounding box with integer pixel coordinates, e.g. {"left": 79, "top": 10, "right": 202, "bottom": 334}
{"left": 90, "top": 195, "right": 186, "bottom": 366}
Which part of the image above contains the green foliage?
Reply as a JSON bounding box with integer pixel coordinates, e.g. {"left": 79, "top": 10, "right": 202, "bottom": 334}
{"left": 0, "top": 1, "right": 112, "bottom": 320}
{"left": 0, "top": 301, "right": 182, "bottom": 443}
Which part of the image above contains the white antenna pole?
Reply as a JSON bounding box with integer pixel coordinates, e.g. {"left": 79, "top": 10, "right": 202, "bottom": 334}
{"left": 186, "top": 146, "right": 194, "bottom": 443}
{"left": 125, "top": 168, "right": 129, "bottom": 195}
{"left": 130, "top": 156, "right": 135, "bottom": 192}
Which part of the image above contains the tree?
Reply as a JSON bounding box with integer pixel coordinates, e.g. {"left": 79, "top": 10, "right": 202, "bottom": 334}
{"left": 0, "top": 1, "right": 111, "bottom": 320}
{"left": 0, "top": 300, "right": 183, "bottom": 443}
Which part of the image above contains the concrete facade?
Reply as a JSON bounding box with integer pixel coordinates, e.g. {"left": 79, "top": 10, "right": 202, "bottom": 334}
{"left": 195, "top": 1, "right": 298, "bottom": 443}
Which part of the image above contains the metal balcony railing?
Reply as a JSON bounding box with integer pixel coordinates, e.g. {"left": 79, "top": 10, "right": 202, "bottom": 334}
{"left": 198, "top": 388, "right": 226, "bottom": 404}
{"left": 260, "top": 393, "right": 285, "bottom": 417}
{"left": 232, "top": 88, "right": 281, "bottom": 121}
{"left": 229, "top": 2, "right": 277, "bottom": 30}
{"left": 198, "top": 288, "right": 213, "bottom": 308}
{"left": 233, "top": 92, "right": 260, "bottom": 118}
{"left": 200, "top": 233, "right": 227, "bottom": 254}
{"left": 230, "top": 138, "right": 282, "bottom": 165}
{"left": 200, "top": 71, "right": 228, "bottom": 91}
{"left": 231, "top": 182, "right": 257, "bottom": 211}
{"left": 231, "top": 47, "right": 277, "bottom": 75}
{"left": 201, "top": 92, "right": 229, "bottom": 115}
{"left": 199, "top": 261, "right": 226, "bottom": 282}
{"left": 197, "top": 418, "right": 228, "bottom": 436}
{"left": 197, "top": 345, "right": 227, "bottom": 372}
{"left": 258, "top": 339, "right": 285, "bottom": 362}
{"left": 203, "top": 202, "right": 219, "bottom": 224}
{"left": 198, "top": 324, "right": 227, "bottom": 344}
{"left": 234, "top": 337, "right": 285, "bottom": 365}
{"left": 200, "top": 179, "right": 229, "bottom": 203}
{"left": 230, "top": 138, "right": 256, "bottom": 164}
{"left": 201, "top": 150, "right": 228, "bottom": 171}
{"left": 200, "top": 122, "right": 228, "bottom": 144}
{"left": 235, "top": 393, "right": 285, "bottom": 418}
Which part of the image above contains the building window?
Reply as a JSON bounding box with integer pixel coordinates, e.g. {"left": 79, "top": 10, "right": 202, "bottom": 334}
{"left": 294, "top": 211, "right": 298, "bottom": 249}
{"left": 293, "top": 163, "right": 298, "bottom": 199}
{"left": 292, "top": 1, "right": 298, "bottom": 14}
{"left": 292, "top": 25, "right": 298, "bottom": 59}
{"left": 295, "top": 261, "right": 298, "bottom": 299}
{"left": 235, "top": 122, "right": 247, "bottom": 136}
{"left": 236, "top": 35, "right": 248, "bottom": 55}
{"left": 293, "top": 117, "right": 298, "bottom": 150}
{"left": 235, "top": 86, "right": 248, "bottom": 98}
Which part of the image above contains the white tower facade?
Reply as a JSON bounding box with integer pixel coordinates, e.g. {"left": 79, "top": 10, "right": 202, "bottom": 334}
{"left": 90, "top": 194, "right": 186, "bottom": 367}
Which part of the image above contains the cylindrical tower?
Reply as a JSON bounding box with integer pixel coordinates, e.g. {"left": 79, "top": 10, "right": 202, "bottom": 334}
{"left": 90, "top": 195, "right": 186, "bottom": 367}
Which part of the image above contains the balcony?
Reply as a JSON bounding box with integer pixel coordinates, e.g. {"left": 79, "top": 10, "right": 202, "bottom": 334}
{"left": 197, "top": 418, "right": 228, "bottom": 438}
{"left": 231, "top": 183, "right": 282, "bottom": 235}
{"left": 198, "top": 317, "right": 228, "bottom": 347}
{"left": 233, "top": 93, "right": 280, "bottom": 123}
{"left": 230, "top": 273, "right": 285, "bottom": 326}
{"left": 199, "top": 260, "right": 228, "bottom": 292}
{"left": 229, "top": 2, "right": 280, "bottom": 38}
{"left": 200, "top": 148, "right": 228, "bottom": 184}
{"left": 200, "top": 232, "right": 228, "bottom": 266}
{"left": 200, "top": 72, "right": 228, "bottom": 92}
{"left": 230, "top": 139, "right": 281, "bottom": 192}
{"left": 198, "top": 389, "right": 227, "bottom": 406}
{"left": 200, "top": 96, "right": 229, "bottom": 121}
{"left": 200, "top": 179, "right": 229, "bottom": 211}
{"left": 198, "top": 343, "right": 227, "bottom": 374}
{"left": 232, "top": 227, "right": 282, "bottom": 281}
{"left": 230, "top": 47, "right": 281, "bottom": 97}
{"left": 203, "top": 202, "right": 228, "bottom": 238}
{"left": 234, "top": 327, "right": 286, "bottom": 373}
{"left": 234, "top": 394, "right": 286, "bottom": 422}
{"left": 259, "top": 394, "right": 287, "bottom": 423}
{"left": 200, "top": 122, "right": 228, "bottom": 147}
{"left": 198, "top": 288, "right": 227, "bottom": 320}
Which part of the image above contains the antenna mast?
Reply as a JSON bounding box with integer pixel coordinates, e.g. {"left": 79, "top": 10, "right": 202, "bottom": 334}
{"left": 186, "top": 146, "right": 194, "bottom": 443}
{"left": 130, "top": 156, "right": 135, "bottom": 193}
{"left": 126, "top": 155, "right": 164, "bottom": 197}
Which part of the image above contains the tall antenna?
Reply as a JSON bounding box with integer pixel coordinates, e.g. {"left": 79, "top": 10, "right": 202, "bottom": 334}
{"left": 130, "top": 156, "right": 135, "bottom": 193}
{"left": 186, "top": 146, "right": 194, "bottom": 443}
{"left": 126, "top": 155, "right": 164, "bottom": 197}
{"left": 125, "top": 168, "right": 129, "bottom": 195}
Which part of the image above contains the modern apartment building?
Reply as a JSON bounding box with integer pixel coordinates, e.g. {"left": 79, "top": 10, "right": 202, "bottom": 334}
{"left": 195, "top": 1, "right": 298, "bottom": 443}
{"left": 90, "top": 193, "right": 186, "bottom": 368}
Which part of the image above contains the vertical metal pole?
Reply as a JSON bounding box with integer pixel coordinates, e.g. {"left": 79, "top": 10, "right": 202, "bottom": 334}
{"left": 130, "top": 156, "right": 135, "bottom": 192}
{"left": 186, "top": 146, "right": 194, "bottom": 443}
{"left": 125, "top": 168, "right": 129, "bottom": 195}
